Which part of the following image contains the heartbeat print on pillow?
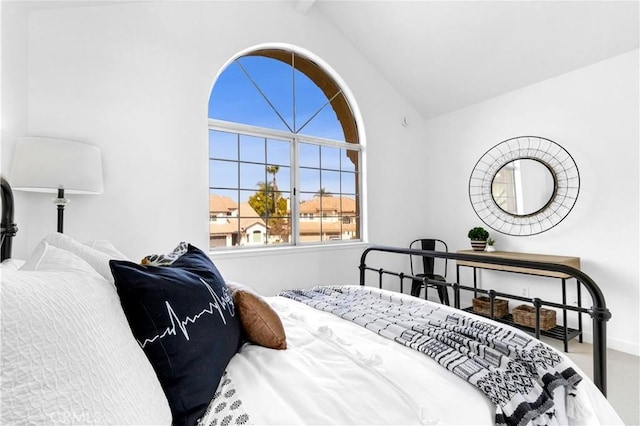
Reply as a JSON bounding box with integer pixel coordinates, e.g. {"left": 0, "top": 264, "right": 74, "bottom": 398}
{"left": 138, "top": 279, "right": 235, "bottom": 348}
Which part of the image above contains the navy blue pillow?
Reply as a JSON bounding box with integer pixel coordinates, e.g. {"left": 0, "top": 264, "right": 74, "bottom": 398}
{"left": 109, "top": 244, "right": 241, "bottom": 426}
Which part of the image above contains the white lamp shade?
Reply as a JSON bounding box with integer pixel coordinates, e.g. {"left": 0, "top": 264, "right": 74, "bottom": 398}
{"left": 10, "top": 137, "right": 104, "bottom": 194}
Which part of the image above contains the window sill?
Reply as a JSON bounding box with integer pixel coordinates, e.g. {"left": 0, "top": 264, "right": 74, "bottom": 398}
{"left": 209, "top": 241, "right": 369, "bottom": 261}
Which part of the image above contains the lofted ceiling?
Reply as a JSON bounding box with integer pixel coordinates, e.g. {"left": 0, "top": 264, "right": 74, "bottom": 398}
{"left": 8, "top": 1, "right": 640, "bottom": 120}
{"left": 308, "top": 0, "right": 639, "bottom": 119}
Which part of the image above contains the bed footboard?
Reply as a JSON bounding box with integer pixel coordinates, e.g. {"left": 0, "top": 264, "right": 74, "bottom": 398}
{"left": 358, "top": 245, "right": 612, "bottom": 396}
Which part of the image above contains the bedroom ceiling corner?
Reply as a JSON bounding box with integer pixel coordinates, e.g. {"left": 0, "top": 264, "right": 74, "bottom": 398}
{"left": 308, "top": 0, "right": 640, "bottom": 120}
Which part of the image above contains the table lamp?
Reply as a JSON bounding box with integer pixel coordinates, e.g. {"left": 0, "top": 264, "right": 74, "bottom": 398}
{"left": 10, "top": 136, "right": 104, "bottom": 233}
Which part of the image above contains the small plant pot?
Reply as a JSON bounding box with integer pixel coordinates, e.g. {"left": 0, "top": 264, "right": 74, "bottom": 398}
{"left": 486, "top": 245, "right": 496, "bottom": 252}
{"left": 470, "top": 240, "right": 487, "bottom": 251}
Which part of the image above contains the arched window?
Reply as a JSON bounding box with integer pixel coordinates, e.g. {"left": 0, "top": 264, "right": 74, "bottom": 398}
{"left": 208, "top": 48, "right": 362, "bottom": 249}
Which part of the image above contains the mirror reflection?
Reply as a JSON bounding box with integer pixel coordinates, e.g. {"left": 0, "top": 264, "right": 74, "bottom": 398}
{"left": 491, "top": 159, "right": 556, "bottom": 216}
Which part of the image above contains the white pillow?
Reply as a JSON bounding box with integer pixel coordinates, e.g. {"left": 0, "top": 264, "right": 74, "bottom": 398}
{"left": 42, "top": 233, "right": 117, "bottom": 282}
{"left": 1, "top": 269, "right": 172, "bottom": 425}
{"left": 0, "top": 258, "right": 25, "bottom": 270}
{"left": 85, "top": 239, "right": 131, "bottom": 261}
{"left": 20, "top": 241, "right": 102, "bottom": 278}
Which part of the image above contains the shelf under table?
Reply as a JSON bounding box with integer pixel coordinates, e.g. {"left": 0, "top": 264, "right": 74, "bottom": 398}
{"left": 462, "top": 307, "right": 582, "bottom": 343}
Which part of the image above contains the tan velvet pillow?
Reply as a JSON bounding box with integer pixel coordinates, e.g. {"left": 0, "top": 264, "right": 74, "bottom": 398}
{"left": 226, "top": 282, "right": 287, "bottom": 350}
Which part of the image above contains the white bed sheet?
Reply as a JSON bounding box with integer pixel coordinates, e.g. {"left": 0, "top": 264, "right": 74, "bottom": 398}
{"left": 224, "top": 287, "right": 622, "bottom": 425}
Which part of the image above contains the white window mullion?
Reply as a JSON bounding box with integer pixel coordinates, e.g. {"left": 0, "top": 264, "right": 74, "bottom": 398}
{"left": 291, "top": 137, "right": 300, "bottom": 245}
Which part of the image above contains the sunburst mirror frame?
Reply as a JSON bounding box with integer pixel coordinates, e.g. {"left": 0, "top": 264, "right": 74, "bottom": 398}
{"left": 469, "top": 136, "right": 580, "bottom": 236}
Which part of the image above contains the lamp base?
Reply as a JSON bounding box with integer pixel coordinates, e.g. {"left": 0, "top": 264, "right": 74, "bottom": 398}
{"left": 53, "top": 188, "right": 69, "bottom": 233}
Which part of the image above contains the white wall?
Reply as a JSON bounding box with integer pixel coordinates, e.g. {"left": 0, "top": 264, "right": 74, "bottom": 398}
{"left": 421, "top": 50, "right": 639, "bottom": 355}
{"left": 2, "top": 1, "right": 637, "bottom": 355}
{"left": 1, "top": 3, "right": 29, "bottom": 180}
{"left": 0, "top": 1, "right": 426, "bottom": 294}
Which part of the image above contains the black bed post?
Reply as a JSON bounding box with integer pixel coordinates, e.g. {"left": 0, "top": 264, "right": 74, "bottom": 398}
{"left": 591, "top": 307, "right": 611, "bottom": 396}
{"left": 1, "top": 176, "right": 18, "bottom": 261}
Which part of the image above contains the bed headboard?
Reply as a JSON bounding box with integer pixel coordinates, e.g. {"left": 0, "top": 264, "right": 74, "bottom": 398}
{"left": 1, "top": 176, "right": 18, "bottom": 261}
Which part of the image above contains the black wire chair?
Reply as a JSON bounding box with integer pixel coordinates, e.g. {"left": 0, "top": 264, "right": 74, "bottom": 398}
{"left": 409, "top": 238, "right": 449, "bottom": 305}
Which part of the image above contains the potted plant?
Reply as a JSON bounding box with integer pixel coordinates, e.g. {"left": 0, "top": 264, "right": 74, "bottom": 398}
{"left": 468, "top": 226, "right": 489, "bottom": 251}
{"left": 486, "top": 237, "right": 496, "bottom": 252}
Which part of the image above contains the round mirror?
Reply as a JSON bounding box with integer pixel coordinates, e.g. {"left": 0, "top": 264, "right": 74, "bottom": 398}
{"left": 469, "top": 136, "right": 579, "bottom": 236}
{"left": 491, "top": 159, "right": 556, "bottom": 216}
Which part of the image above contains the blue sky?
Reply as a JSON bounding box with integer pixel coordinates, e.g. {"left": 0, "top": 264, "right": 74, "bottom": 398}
{"left": 207, "top": 55, "right": 356, "bottom": 203}
{"left": 208, "top": 56, "right": 345, "bottom": 140}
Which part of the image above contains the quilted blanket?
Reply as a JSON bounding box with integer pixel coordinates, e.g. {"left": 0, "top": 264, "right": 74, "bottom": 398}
{"left": 279, "top": 286, "right": 586, "bottom": 426}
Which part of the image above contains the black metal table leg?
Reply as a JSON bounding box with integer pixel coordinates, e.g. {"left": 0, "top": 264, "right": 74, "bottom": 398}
{"left": 562, "top": 278, "right": 568, "bottom": 352}
{"left": 473, "top": 267, "right": 478, "bottom": 298}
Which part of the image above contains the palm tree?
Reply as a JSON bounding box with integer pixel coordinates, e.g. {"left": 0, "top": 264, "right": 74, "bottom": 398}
{"left": 266, "top": 165, "right": 280, "bottom": 190}
{"left": 314, "top": 187, "right": 332, "bottom": 197}
{"left": 266, "top": 165, "right": 280, "bottom": 220}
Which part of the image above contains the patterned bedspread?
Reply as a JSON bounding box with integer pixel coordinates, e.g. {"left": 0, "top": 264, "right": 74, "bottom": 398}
{"left": 279, "top": 286, "right": 586, "bottom": 426}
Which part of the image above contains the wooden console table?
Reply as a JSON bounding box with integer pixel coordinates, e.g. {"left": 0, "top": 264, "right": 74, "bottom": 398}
{"left": 456, "top": 250, "right": 582, "bottom": 352}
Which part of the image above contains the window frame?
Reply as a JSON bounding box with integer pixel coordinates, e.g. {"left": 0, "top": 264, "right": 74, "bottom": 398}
{"left": 208, "top": 118, "right": 363, "bottom": 250}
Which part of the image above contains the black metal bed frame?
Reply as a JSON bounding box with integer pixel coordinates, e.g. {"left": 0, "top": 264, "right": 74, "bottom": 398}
{"left": 358, "top": 245, "right": 611, "bottom": 396}
{"left": 1, "top": 176, "right": 18, "bottom": 262}
{"left": 0, "top": 177, "right": 612, "bottom": 396}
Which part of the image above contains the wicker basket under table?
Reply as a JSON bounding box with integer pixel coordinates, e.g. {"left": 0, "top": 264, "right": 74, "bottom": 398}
{"left": 472, "top": 296, "right": 509, "bottom": 319}
{"left": 513, "top": 304, "right": 557, "bottom": 331}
